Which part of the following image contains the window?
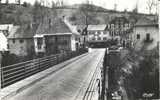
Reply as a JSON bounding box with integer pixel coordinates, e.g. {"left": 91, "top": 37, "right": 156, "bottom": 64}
{"left": 146, "top": 33, "right": 150, "bottom": 41}
{"left": 103, "top": 37, "right": 107, "bottom": 40}
{"left": 137, "top": 34, "right": 140, "bottom": 39}
{"left": 98, "top": 37, "right": 101, "bottom": 40}
{"left": 12, "top": 39, "right": 15, "bottom": 43}
{"left": 19, "top": 39, "right": 24, "bottom": 43}
{"left": 92, "top": 37, "right": 95, "bottom": 40}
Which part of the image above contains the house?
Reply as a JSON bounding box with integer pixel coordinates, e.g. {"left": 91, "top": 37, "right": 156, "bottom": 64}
{"left": 7, "top": 24, "right": 37, "bottom": 56}
{"left": 34, "top": 17, "right": 81, "bottom": 55}
{"left": 86, "top": 25, "right": 111, "bottom": 47}
{"left": 87, "top": 25, "right": 110, "bottom": 41}
{"left": 133, "top": 17, "right": 159, "bottom": 50}
{"left": 0, "top": 24, "right": 14, "bottom": 51}
{"left": 0, "top": 24, "right": 13, "bottom": 37}
{"left": 0, "top": 32, "right": 8, "bottom": 51}
{"left": 108, "top": 16, "right": 134, "bottom": 47}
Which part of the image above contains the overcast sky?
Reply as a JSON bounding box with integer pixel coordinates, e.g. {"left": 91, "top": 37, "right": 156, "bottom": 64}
{"left": 1, "top": 0, "right": 159, "bottom": 14}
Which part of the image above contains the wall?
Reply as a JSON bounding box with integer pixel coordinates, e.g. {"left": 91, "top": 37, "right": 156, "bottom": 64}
{"left": 0, "top": 32, "right": 8, "bottom": 51}
{"left": 133, "top": 25, "right": 159, "bottom": 50}
{"left": 71, "top": 35, "right": 76, "bottom": 51}
{"left": 34, "top": 35, "right": 74, "bottom": 54}
{"left": 8, "top": 38, "right": 34, "bottom": 56}
{"left": 88, "top": 30, "right": 111, "bottom": 42}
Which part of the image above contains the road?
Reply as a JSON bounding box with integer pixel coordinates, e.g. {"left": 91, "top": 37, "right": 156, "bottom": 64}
{"left": 7, "top": 49, "right": 105, "bottom": 100}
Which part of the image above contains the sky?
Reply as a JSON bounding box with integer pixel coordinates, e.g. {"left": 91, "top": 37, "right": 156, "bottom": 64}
{"left": 1, "top": 0, "right": 159, "bottom": 14}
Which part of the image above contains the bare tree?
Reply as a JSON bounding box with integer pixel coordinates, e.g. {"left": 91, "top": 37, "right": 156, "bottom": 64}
{"left": 5, "top": 0, "right": 9, "bottom": 4}
{"left": 147, "top": 0, "right": 157, "bottom": 14}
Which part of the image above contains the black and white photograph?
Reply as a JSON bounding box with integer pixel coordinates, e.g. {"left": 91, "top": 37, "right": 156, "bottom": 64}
{"left": 0, "top": 0, "right": 159, "bottom": 100}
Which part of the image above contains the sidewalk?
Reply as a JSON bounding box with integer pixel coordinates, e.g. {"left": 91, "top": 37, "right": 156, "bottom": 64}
{"left": 0, "top": 53, "right": 88, "bottom": 100}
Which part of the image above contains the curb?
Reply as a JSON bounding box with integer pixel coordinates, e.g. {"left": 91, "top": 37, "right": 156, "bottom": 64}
{"left": 0, "top": 53, "right": 88, "bottom": 100}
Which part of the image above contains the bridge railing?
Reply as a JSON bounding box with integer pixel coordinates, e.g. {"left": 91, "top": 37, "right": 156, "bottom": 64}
{"left": 1, "top": 50, "right": 87, "bottom": 88}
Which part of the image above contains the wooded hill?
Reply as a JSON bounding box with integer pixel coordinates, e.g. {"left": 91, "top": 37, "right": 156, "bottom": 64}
{"left": 0, "top": 3, "right": 157, "bottom": 26}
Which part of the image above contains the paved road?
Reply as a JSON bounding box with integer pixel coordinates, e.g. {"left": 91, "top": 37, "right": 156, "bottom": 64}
{"left": 8, "top": 49, "right": 105, "bottom": 100}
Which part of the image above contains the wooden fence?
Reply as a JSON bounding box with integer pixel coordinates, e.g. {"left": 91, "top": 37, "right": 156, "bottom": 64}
{"left": 1, "top": 50, "right": 87, "bottom": 88}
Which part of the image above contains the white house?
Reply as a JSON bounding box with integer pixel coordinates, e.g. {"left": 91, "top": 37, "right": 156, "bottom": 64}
{"left": 0, "top": 32, "right": 8, "bottom": 51}
{"left": 133, "top": 17, "right": 159, "bottom": 50}
{"left": 0, "top": 24, "right": 14, "bottom": 51}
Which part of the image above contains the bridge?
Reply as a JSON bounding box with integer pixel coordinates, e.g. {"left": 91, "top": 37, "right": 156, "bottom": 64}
{"left": 0, "top": 49, "right": 106, "bottom": 100}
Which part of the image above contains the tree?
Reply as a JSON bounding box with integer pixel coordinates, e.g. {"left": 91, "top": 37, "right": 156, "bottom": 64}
{"left": 51, "top": 1, "right": 56, "bottom": 8}
{"left": 18, "top": 0, "right": 21, "bottom": 5}
{"left": 132, "top": 2, "right": 138, "bottom": 13}
{"left": 32, "top": 0, "right": 42, "bottom": 24}
{"left": 22, "top": 1, "right": 30, "bottom": 7}
{"left": 5, "top": 0, "right": 9, "bottom": 4}
{"left": 147, "top": 0, "right": 157, "bottom": 14}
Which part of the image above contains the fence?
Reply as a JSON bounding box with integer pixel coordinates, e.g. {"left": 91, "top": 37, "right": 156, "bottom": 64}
{"left": 1, "top": 50, "right": 87, "bottom": 88}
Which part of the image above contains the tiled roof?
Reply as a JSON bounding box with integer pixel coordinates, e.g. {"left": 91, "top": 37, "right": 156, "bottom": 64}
{"left": 36, "top": 18, "right": 73, "bottom": 35}
{"left": 135, "top": 17, "right": 158, "bottom": 26}
{"left": 87, "top": 24, "right": 107, "bottom": 31}
{"left": 8, "top": 24, "right": 38, "bottom": 39}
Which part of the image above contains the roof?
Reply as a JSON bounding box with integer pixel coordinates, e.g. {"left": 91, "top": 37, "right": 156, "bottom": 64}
{"left": 36, "top": 18, "right": 78, "bottom": 35}
{"left": 109, "top": 16, "right": 129, "bottom": 24}
{"left": 8, "top": 24, "right": 38, "bottom": 39}
{"left": 0, "top": 24, "right": 13, "bottom": 31}
{"left": 135, "top": 17, "right": 158, "bottom": 26}
{"left": 87, "top": 25, "right": 107, "bottom": 31}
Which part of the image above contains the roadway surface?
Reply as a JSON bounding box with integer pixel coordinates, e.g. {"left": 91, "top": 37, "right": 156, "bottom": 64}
{"left": 7, "top": 49, "right": 105, "bottom": 100}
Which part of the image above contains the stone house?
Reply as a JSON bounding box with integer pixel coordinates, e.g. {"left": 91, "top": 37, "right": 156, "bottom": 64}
{"left": 34, "top": 17, "right": 81, "bottom": 55}
{"left": 7, "top": 24, "right": 37, "bottom": 56}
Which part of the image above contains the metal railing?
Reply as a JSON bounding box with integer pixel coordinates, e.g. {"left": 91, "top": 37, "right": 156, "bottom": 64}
{"left": 1, "top": 50, "right": 87, "bottom": 88}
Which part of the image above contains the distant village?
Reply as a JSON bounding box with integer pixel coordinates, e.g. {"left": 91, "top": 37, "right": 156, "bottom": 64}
{"left": 0, "top": 1, "right": 159, "bottom": 66}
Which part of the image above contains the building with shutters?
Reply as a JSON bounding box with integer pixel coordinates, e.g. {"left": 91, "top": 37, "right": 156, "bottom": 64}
{"left": 108, "top": 16, "right": 134, "bottom": 47}
{"left": 133, "top": 17, "right": 159, "bottom": 50}
{"left": 87, "top": 25, "right": 111, "bottom": 47}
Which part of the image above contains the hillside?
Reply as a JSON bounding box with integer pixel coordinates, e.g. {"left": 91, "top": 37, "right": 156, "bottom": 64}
{"left": 0, "top": 3, "right": 157, "bottom": 26}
